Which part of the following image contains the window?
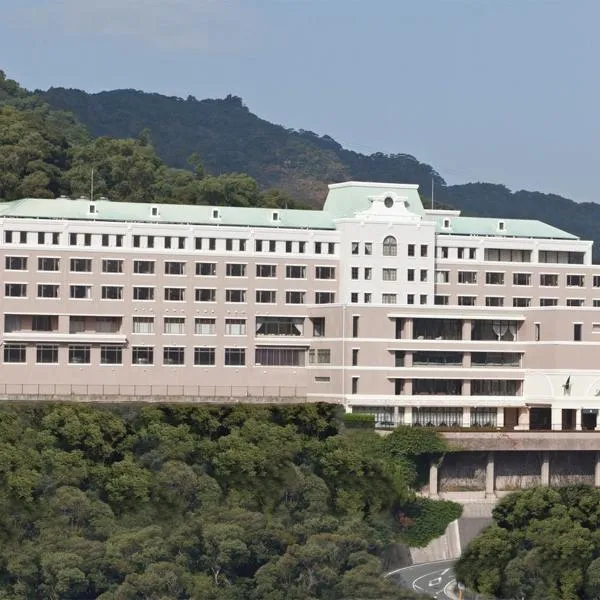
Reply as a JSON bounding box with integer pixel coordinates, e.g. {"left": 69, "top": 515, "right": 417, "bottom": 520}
{"left": 225, "top": 289, "right": 246, "bottom": 303}
{"left": 286, "top": 291, "right": 305, "bottom": 304}
{"left": 102, "top": 259, "right": 123, "bottom": 273}
{"left": 256, "top": 290, "right": 276, "bottom": 303}
{"left": 69, "top": 285, "right": 91, "bottom": 299}
{"left": 286, "top": 265, "right": 306, "bottom": 279}
{"left": 225, "top": 348, "right": 245, "bottom": 366}
{"left": 19, "top": 231, "right": 27, "bottom": 244}
{"left": 420, "top": 244, "right": 428, "bottom": 257}
{"left": 312, "top": 317, "right": 325, "bottom": 337}
{"left": 4, "top": 231, "right": 13, "bottom": 243}
{"left": 133, "top": 316, "right": 154, "bottom": 334}
{"left": 382, "top": 236, "right": 397, "bottom": 256}
{"left": 151, "top": 206, "right": 159, "bottom": 217}
{"left": 195, "top": 318, "right": 216, "bottom": 335}
{"left": 225, "top": 319, "right": 246, "bottom": 336}
{"left": 212, "top": 209, "right": 220, "bottom": 220}
{"left": 539, "top": 250, "right": 585, "bottom": 264}
{"left": 5, "top": 256, "right": 27, "bottom": 270}
{"left": 420, "top": 269, "right": 427, "bottom": 282}
{"left": 163, "top": 347, "right": 184, "bottom": 365}
{"left": 407, "top": 269, "right": 415, "bottom": 282}
{"left": 364, "top": 242, "right": 372, "bottom": 255}
{"left": 513, "top": 273, "right": 531, "bottom": 286}
{"left": 32, "top": 315, "right": 53, "bottom": 331}
{"left": 535, "top": 323, "right": 541, "bottom": 341}
{"left": 38, "top": 257, "right": 59, "bottom": 271}
{"left": 328, "top": 242, "right": 335, "bottom": 255}
{"left": 485, "top": 272, "right": 504, "bottom": 285}
{"left": 165, "top": 261, "right": 185, "bottom": 275}
{"left": 164, "top": 236, "right": 172, "bottom": 249}
{"left": 256, "top": 316, "right": 304, "bottom": 336}
{"left": 352, "top": 316, "right": 359, "bottom": 338}
{"left": 308, "top": 349, "right": 331, "bottom": 365}
{"left": 351, "top": 242, "right": 359, "bottom": 255}
{"left": 133, "top": 260, "right": 155, "bottom": 275}
{"left": 351, "top": 293, "right": 358, "bottom": 303}
{"left": 484, "top": 248, "right": 531, "bottom": 262}
{"left": 407, "top": 294, "right": 415, "bottom": 305}
{"left": 133, "top": 235, "right": 141, "bottom": 248}
{"left": 101, "top": 234, "right": 109, "bottom": 247}
{"left": 38, "top": 284, "right": 59, "bottom": 298}
{"left": 314, "top": 242, "right": 322, "bottom": 254}
{"left": 364, "top": 293, "right": 372, "bottom": 303}
{"left": 70, "top": 258, "right": 91, "bottom": 273}
{"left": 437, "top": 246, "right": 449, "bottom": 259}
{"left": 36, "top": 344, "right": 58, "bottom": 364}
{"left": 101, "top": 286, "right": 123, "bottom": 300}
{"left": 164, "top": 317, "right": 185, "bottom": 334}
{"left": 443, "top": 218, "right": 450, "bottom": 229}
{"left": 364, "top": 268, "right": 372, "bottom": 280}
{"left": 382, "top": 293, "right": 397, "bottom": 304}
{"left": 178, "top": 237, "right": 186, "bottom": 250}
{"left": 513, "top": 297, "right": 531, "bottom": 307}
{"left": 351, "top": 377, "right": 359, "bottom": 394}
{"left": 420, "top": 294, "right": 427, "bottom": 305}
{"left": 208, "top": 238, "right": 216, "bottom": 251}
{"left": 351, "top": 267, "right": 359, "bottom": 280}
{"left": 255, "top": 240, "right": 263, "bottom": 252}
{"left": 196, "top": 262, "right": 216, "bottom": 276}
{"left": 164, "top": 288, "right": 185, "bottom": 301}
{"left": 540, "top": 298, "right": 558, "bottom": 306}
{"left": 594, "top": 276, "right": 600, "bottom": 288}
{"left": 315, "top": 292, "right": 335, "bottom": 304}
{"left": 116, "top": 235, "right": 123, "bottom": 247}
{"left": 226, "top": 239, "right": 233, "bottom": 251}
{"left": 407, "top": 244, "right": 415, "bottom": 257}
{"left": 574, "top": 323, "right": 582, "bottom": 341}
{"left": 99, "top": 346, "right": 122, "bottom": 365}
{"left": 540, "top": 274, "right": 558, "bottom": 287}
{"left": 195, "top": 288, "right": 216, "bottom": 302}
{"left": 226, "top": 263, "right": 247, "bottom": 277}
{"left": 434, "top": 295, "right": 449, "bottom": 305}
{"left": 256, "top": 264, "right": 276, "bottom": 278}
{"left": 256, "top": 347, "right": 305, "bottom": 366}
{"left": 594, "top": 300, "right": 600, "bottom": 307}
{"left": 383, "top": 268, "right": 397, "bottom": 281}
{"left": 567, "top": 274, "right": 584, "bottom": 287}
{"left": 133, "top": 287, "right": 154, "bottom": 301}
{"left": 132, "top": 346, "right": 154, "bottom": 365}
{"left": 458, "top": 271, "right": 477, "bottom": 284}
{"left": 4, "top": 283, "right": 27, "bottom": 298}
{"left": 458, "top": 296, "right": 476, "bottom": 306}
{"left": 567, "top": 299, "right": 584, "bottom": 307}
{"left": 69, "top": 345, "right": 91, "bottom": 364}
{"left": 316, "top": 266, "right": 335, "bottom": 279}
{"left": 194, "top": 347, "right": 215, "bottom": 366}
{"left": 485, "top": 296, "right": 504, "bottom": 307}
{"left": 4, "top": 343, "right": 25, "bottom": 363}
{"left": 83, "top": 234, "right": 92, "bottom": 247}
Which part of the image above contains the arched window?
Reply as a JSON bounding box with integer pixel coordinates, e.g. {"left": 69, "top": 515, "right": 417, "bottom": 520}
{"left": 382, "top": 236, "right": 397, "bottom": 257}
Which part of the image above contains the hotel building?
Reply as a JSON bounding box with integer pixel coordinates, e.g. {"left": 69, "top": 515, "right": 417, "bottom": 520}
{"left": 1, "top": 181, "right": 600, "bottom": 431}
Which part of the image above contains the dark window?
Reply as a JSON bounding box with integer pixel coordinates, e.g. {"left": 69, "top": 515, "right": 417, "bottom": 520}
{"left": 100, "top": 346, "right": 122, "bottom": 364}
{"left": 225, "top": 348, "right": 245, "bottom": 366}
{"left": 194, "top": 348, "right": 216, "bottom": 365}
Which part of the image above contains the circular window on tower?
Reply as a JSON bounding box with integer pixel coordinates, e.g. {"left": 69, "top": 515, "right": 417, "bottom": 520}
{"left": 384, "top": 196, "right": 394, "bottom": 208}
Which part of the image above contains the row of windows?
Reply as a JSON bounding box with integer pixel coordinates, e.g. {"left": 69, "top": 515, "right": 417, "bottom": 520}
{"left": 438, "top": 271, "right": 597, "bottom": 287}
{"left": 2, "top": 344, "right": 309, "bottom": 367}
{"left": 4, "top": 284, "right": 336, "bottom": 304}
{"left": 351, "top": 240, "right": 429, "bottom": 258}
{"left": 433, "top": 295, "right": 600, "bottom": 307}
{"left": 351, "top": 267, "right": 429, "bottom": 282}
{"left": 4, "top": 231, "right": 336, "bottom": 255}
{"left": 4, "top": 257, "right": 336, "bottom": 280}
{"left": 437, "top": 248, "right": 586, "bottom": 264}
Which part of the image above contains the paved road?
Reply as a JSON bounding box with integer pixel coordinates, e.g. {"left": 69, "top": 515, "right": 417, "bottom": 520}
{"left": 387, "top": 559, "right": 457, "bottom": 599}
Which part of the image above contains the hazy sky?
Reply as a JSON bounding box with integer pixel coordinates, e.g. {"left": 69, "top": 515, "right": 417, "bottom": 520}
{"left": 2, "top": 0, "right": 598, "bottom": 202}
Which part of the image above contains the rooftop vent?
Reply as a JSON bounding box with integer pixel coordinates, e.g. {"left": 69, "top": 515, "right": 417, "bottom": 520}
{"left": 89, "top": 203, "right": 97, "bottom": 215}
{"left": 272, "top": 211, "right": 280, "bottom": 222}
{"left": 211, "top": 209, "right": 220, "bottom": 220}
{"left": 498, "top": 220, "right": 506, "bottom": 232}
{"left": 151, "top": 206, "right": 159, "bottom": 217}
{"left": 443, "top": 218, "right": 451, "bottom": 229}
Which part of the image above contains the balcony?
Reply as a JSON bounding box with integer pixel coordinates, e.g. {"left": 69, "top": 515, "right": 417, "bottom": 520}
{"left": 413, "top": 319, "right": 462, "bottom": 341}
{"left": 471, "top": 352, "right": 521, "bottom": 368}
{"left": 412, "top": 351, "right": 462, "bottom": 367}
{"left": 471, "top": 320, "right": 520, "bottom": 341}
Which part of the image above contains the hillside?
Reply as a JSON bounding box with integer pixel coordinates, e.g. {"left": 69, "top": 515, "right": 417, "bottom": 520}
{"left": 38, "top": 87, "right": 444, "bottom": 206}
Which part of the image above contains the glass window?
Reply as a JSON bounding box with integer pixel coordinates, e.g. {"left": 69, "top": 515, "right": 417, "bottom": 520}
{"left": 382, "top": 236, "right": 397, "bottom": 256}
{"left": 256, "top": 264, "right": 276, "bottom": 278}
{"left": 256, "top": 290, "right": 276, "bottom": 303}
{"left": 36, "top": 344, "right": 59, "bottom": 364}
{"left": 69, "top": 345, "right": 90, "bottom": 364}
{"left": 100, "top": 346, "right": 122, "bottom": 364}
{"left": 195, "top": 288, "right": 216, "bottom": 302}
{"left": 4, "top": 343, "right": 26, "bottom": 363}
{"left": 285, "top": 291, "right": 305, "bottom": 304}
{"left": 196, "top": 262, "right": 216, "bottom": 276}
{"left": 315, "top": 292, "right": 335, "bottom": 304}
{"left": 286, "top": 265, "right": 306, "bottom": 279}
{"left": 383, "top": 268, "right": 397, "bottom": 281}
{"left": 164, "top": 317, "right": 185, "bottom": 334}
{"left": 132, "top": 316, "right": 154, "bottom": 334}
{"left": 225, "top": 289, "right": 246, "bottom": 303}
{"left": 133, "top": 260, "right": 155, "bottom": 275}
{"left": 315, "top": 266, "right": 335, "bottom": 279}
{"left": 132, "top": 347, "right": 154, "bottom": 365}
{"left": 226, "top": 263, "right": 247, "bottom": 277}
{"left": 195, "top": 318, "right": 216, "bottom": 335}
{"left": 225, "top": 319, "right": 246, "bottom": 336}
{"left": 164, "top": 288, "right": 185, "bottom": 301}
{"left": 101, "top": 286, "right": 123, "bottom": 300}
{"left": 38, "top": 284, "right": 59, "bottom": 298}
{"left": 165, "top": 261, "right": 185, "bottom": 275}
{"left": 69, "top": 285, "right": 91, "bottom": 299}
{"left": 225, "top": 348, "right": 245, "bottom": 366}
{"left": 38, "top": 257, "right": 59, "bottom": 271}
{"left": 132, "top": 287, "right": 154, "bottom": 301}
{"left": 5, "top": 256, "right": 27, "bottom": 270}
{"left": 70, "top": 258, "right": 91, "bottom": 272}
{"left": 194, "top": 348, "right": 215, "bottom": 365}
{"left": 102, "top": 259, "right": 123, "bottom": 273}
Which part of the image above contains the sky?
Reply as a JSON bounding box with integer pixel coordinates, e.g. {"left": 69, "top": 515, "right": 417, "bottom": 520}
{"left": 1, "top": 0, "right": 599, "bottom": 203}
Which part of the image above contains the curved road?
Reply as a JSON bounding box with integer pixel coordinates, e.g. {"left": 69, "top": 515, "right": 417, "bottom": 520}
{"left": 387, "top": 559, "right": 457, "bottom": 599}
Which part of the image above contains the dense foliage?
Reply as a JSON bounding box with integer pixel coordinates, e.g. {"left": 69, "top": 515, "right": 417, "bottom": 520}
{"left": 0, "top": 403, "right": 456, "bottom": 599}
{"left": 455, "top": 486, "right": 600, "bottom": 600}
{"left": 0, "top": 71, "right": 301, "bottom": 209}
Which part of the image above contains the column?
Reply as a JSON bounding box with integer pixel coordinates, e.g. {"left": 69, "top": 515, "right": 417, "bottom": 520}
{"left": 404, "top": 406, "right": 413, "bottom": 426}
{"left": 595, "top": 452, "right": 600, "bottom": 487}
{"left": 551, "top": 408, "right": 562, "bottom": 431}
{"left": 463, "top": 352, "right": 471, "bottom": 368}
{"left": 462, "top": 319, "right": 472, "bottom": 341}
{"left": 576, "top": 409, "right": 582, "bottom": 431}
{"left": 497, "top": 407, "right": 505, "bottom": 429}
{"left": 462, "top": 380, "right": 471, "bottom": 396}
{"left": 404, "top": 351, "right": 413, "bottom": 368}
{"left": 404, "top": 379, "right": 413, "bottom": 395}
{"left": 463, "top": 407, "right": 471, "bottom": 428}
{"left": 393, "top": 406, "right": 399, "bottom": 426}
{"left": 515, "top": 407, "right": 530, "bottom": 431}
{"left": 485, "top": 452, "right": 495, "bottom": 497}
{"left": 429, "top": 461, "right": 439, "bottom": 497}
{"left": 541, "top": 451, "right": 550, "bottom": 486}
{"left": 404, "top": 318, "right": 413, "bottom": 340}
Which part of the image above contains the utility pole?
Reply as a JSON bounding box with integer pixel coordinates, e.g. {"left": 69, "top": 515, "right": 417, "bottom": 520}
{"left": 90, "top": 167, "right": 94, "bottom": 202}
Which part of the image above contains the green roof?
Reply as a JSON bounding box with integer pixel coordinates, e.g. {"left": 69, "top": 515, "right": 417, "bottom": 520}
{"left": 427, "top": 214, "right": 578, "bottom": 240}
{"left": 0, "top": 198, "right": 335, "bottom": 230}
{"left": 0, "top": 183, "right": 580, "bottom": 241}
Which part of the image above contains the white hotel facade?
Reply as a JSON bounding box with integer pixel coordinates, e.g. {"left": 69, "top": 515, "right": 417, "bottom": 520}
{"left": 1, "top": 181, "right": 600, "bottom": 431}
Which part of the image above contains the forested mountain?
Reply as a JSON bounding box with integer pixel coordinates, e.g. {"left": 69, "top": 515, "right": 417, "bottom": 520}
{"left": 39, "top": 86, "right": 444, "bottom": 205}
